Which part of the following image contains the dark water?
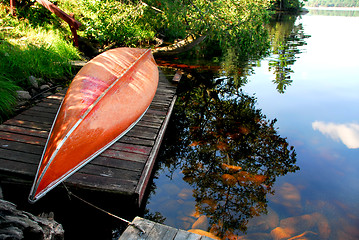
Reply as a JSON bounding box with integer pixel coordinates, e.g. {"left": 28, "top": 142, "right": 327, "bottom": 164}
{"left": 145, "top": 10, "right": 359, "bottom": 239}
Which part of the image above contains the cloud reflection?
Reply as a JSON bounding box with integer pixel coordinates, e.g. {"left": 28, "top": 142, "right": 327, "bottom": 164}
{"left": 312, "top": 121, "right": 359, "bottom": 149}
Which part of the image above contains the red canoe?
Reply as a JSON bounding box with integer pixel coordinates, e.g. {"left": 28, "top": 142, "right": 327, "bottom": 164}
{"left": 29, "top": 48, "right": 159, "bottom": 203}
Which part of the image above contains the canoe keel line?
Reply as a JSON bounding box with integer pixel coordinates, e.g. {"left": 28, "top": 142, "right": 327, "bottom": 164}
{"left": 29, "top": 48, "right": 159, "bottom": 203}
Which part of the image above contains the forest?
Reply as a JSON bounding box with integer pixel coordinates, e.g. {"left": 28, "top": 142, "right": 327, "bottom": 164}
{"left": 0, "top": 0, "right": 305, "bottom": 122}
{"left": 306, "top": 0, "right": 359, "bottom": 7}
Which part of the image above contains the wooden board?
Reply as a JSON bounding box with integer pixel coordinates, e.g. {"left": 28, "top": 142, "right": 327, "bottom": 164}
{"left": 119, "top": 217, "right": 216, "bottom": 240}
{"left": 0, "top": 68, "right": 177, "bottom": 206}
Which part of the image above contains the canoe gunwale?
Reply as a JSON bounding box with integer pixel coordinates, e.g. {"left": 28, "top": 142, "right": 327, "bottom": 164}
{"left": 28, "top": 93, "right": 65, "bottom": 203}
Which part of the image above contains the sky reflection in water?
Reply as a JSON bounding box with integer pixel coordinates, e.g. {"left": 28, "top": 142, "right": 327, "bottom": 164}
{"left": 146, "top": 11, "right": 359, "bottom": 239}
{"left": 243, "top": 12, "right": 359, "bottom": 239}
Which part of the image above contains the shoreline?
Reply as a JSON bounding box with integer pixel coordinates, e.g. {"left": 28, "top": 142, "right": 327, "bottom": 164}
{"left": 304, "top": 6, "right": 359, "bottom": 11}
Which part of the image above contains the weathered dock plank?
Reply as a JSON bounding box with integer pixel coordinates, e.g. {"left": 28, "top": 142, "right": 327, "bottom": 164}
{"left": 0, "top": 68, "right": 177, "bottom": 206}
{"left": 119, "top": 217, "right": 216, "bottom": 240}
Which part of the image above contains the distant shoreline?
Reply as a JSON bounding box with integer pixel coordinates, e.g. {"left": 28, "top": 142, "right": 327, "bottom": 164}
{"left": 305, "top": 6, "right": 359, "bottom": 11}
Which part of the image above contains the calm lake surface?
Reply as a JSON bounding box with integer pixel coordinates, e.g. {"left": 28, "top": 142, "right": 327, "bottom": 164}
{"left": 145, "top": 9, "right": 359, "bottom": 239}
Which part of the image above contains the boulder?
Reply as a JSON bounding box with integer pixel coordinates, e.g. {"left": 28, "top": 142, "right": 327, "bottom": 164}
{"left": 16, "top": 91, "right": 31, "bottom": 100}
{"left": 247, "top": 207, "right": 279, "bottom": 233}
{"left": 270, "top": 212, "right": 331, "bottom": 240}
{"left": 238, "top": 232, "right": 272, "bottom": 240}
{"left": 28, "top": 76, "right": 39, "bottom": 89}
{"left": 40, "top": 85, "right": 51, "bottom": 91}
{"left": 269, "top": 182, "right": 302, "bottom": 215}
{"left": 0, "top": 199, "right": 64, "bottom": 240}
{"left": 188, "top": 229, "right": 220, "bottom": 240}
{"left": 191, "top": 215, "right": 209, "bottom": 231}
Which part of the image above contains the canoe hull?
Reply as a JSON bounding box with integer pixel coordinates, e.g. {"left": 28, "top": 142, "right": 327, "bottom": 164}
{"left": 29, "top": 48, "right": 159, "bottom": 202}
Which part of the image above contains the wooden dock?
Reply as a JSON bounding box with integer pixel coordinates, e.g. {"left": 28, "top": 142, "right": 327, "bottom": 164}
{"left": 0, "top": 68, "right": 177, "bottom": 206}
{"left": 119, "top": 217, "right": 216, "bottom": 240}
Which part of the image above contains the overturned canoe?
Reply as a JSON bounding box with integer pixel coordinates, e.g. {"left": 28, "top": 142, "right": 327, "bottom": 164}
{"left": 29, "top": 48, "right": 159, "bottom": 203}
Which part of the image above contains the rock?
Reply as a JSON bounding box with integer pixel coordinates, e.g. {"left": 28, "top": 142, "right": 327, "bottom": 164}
{"left": 191, "top": 215, "right": 209, "bottom": 231}
{"left": 40, "top": 85, "right": 51, "bottom": 91}
{"left": 16, "top": 90, "right": 31, "bottom": 100}
{"left": 247, "top": 207, "right": 279, "bottom": 233}
{"left": 28, "top": 75, "right": 39, "bottom": 89}
{"left": 178, "top": 216, "right": 195, "bottom": 229}
{"left": 30, "top": 88, "right": 38, "bottom": 96}
{"left": 269, "top": 182, "right": 302, "bottom": 214}
{"left": 271, "top": 228, "right": 318, "bottom": 240}
{"left": 270, "top": 227, "right": 292, "bottom": 240}
{"left": 16, "top": 101, "right": 28, "bottom": 108}
{"left": 270, "top": 212, "right": 330, "bottom": 240}
{"left": 188, "top": 229, "right": 220, "bottom": 239}
{"left": 239, "top": 232, "right": 272, "bottom": 240}
{"left": 0, "top": 199, "right": 64, "bottom": 240}
{"left": 337, "top": 217, "right": 359, "bottom": 240}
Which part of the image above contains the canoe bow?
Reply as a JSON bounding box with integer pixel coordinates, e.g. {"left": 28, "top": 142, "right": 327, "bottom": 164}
{"left": 29, "top": 48, "right": 159, "bottom": 203}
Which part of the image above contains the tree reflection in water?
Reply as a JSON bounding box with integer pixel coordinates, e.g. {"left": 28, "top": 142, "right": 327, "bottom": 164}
{"left": 268, "top": 14, "right": 311, "bottom": 93}
{"left": 150, "top": 70, "right": 300, "bottom": 239}
{"left": 146, "top": 13, "right": 310, "bottom": 239}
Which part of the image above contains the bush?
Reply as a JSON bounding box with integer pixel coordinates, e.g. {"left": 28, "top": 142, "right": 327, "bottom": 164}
{"left": 0, "top": 4, "right": 81, "bottom": 121}
{"left": 77, "top": 0, "right": 156, "bottom": 46}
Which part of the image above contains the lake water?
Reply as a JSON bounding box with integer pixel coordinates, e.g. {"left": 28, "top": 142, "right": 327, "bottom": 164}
{"left": 145, "top": 9, "right": 359, "bottom": 240}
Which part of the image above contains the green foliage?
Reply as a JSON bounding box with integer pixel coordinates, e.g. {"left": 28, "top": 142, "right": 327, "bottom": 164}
{"left": 74, "top": 0, "right": 156, "bottom": 46}
{"left": 147, "top": 0, "right": 272, "bottom": 50}
{"left": 143, "top": 0, "right": 189, "bottom": 40}
{"left": 148, "top": 0, "right": 272, "bottom": 83}
{"left": 0, "top": 4, "right": 81, "bottom": 120}
{"left": 0, "top": 36, "right": 79, "bottom": 85}
{"left": 18, "top": 2, "right": 62, "bottom": 28}
{"left": 0, "top": 77, "right": 20, "bottom": 122}
{"left": 270, "top": 0, "right": 305, "bottom": 11}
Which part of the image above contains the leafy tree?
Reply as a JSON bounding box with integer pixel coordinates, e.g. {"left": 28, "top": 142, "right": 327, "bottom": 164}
{"left": 146, "top": 0, "right": 271, "bottom": 53}
{"left": 56, "top": 0, "right": 272, "bottom": 55}
{"left": 270, "top": 0, "right": 305, "bottom": 11}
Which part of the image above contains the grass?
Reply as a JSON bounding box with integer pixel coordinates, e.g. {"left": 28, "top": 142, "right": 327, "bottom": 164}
{"left": 0, "top": 3, "right": 81, "bottom": 122}
{"left": 0, "top": 77, "right": 20, "bottom": 122}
